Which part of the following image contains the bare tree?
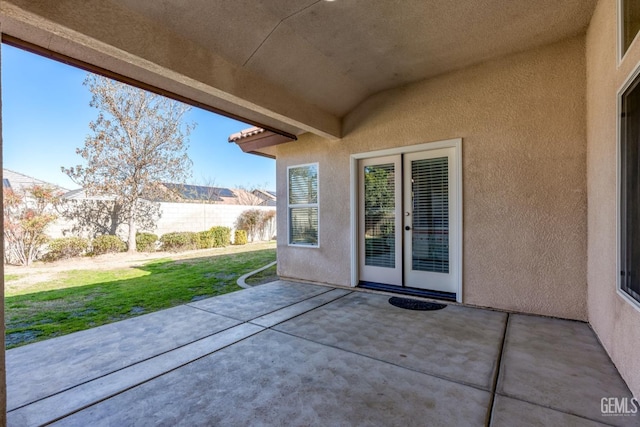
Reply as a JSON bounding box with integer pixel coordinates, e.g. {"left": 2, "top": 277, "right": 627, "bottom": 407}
{"left": 233, "top": 183, "right": 271, "bottom": 206}
{"left": 235, "top": 209, "right": 277, "bottom": 242}
{"left": 63, "top": 74, "right": 194, "bottom": 252}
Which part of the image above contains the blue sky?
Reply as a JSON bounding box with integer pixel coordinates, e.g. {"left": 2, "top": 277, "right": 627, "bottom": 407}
{"left": 1, "top": 44, "right": 275, "bottom": 191}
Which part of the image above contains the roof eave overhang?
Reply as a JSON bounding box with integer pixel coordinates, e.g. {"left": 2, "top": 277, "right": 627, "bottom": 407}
{"left": 229, "top": 130, "right": 296, "bottom": 159}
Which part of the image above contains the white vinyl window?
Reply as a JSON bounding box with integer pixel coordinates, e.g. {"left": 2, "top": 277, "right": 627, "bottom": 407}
{"left": 288, "top": 163, "right": 319, "bottom": 247}
{"left": 619, "top": 0, "right": 640, "bottom": 61}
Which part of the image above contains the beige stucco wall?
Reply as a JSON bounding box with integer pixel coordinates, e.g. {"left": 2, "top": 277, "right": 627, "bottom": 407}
{"left": 276, "top": 35, "right": 588, "bottom": 321}
{"left": 586, "top": 0, "right": 640, "bottom": 399}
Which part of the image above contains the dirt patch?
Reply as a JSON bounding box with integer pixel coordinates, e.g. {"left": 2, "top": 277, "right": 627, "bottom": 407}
{"left": 129, "top": 306, "right": 145, "bottom": 315}
{"left": 6, "top": 331, "right": 41, "bottom": 348}
{"left": 204, "top": 272, "right": 236, "bottom": 280}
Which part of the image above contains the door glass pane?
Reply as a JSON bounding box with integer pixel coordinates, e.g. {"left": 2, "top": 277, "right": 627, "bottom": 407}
{"left": 412, "top": 157, "right": 449, "bottom": 273}
{"left": 364, "top": 163, "right": 395, "bottom": 268}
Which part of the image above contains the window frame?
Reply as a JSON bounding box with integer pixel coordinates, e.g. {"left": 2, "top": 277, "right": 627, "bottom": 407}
{"left": 617, "top": 64, "right": 640, "bottom": 312}
{"left": 287, "top": 162, "right": 319, "bottom": 248}
{"left": 618, "top": 0, "right": 640, "bottom": 64}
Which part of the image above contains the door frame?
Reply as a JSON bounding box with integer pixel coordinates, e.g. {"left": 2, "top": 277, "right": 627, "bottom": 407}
{"left": 349, "top": 138, "right": 463, "bottom": 303}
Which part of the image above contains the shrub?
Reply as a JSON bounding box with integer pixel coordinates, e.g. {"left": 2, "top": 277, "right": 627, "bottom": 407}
{"left": 210, "top": 226, "right": 231, "bottom": 247}
{"left": 44, "top": 237, "right": 89, "bottom": 261}
{"left": 92, "top": 235, "right": 126, "bottom": 255}
{"left": 136, "top": 232, "right": 158, "bottom": 252}
{"left": 195, "top": 227, "right": 231, "bottom": 249}
{"left": 197, "top": 230, "right": 214, "bottom": 249}
{"left": 234, "top": 229, "right": 248, "bottom": 245}
{"left": 160, "top": 232, "right": 198, "bottom": 251}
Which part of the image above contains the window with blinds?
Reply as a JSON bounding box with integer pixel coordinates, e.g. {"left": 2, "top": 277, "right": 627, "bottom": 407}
{"left": 288, "top": 163, "right": 319, "bottom": 246}
{"left": 411, "top": 157, "right": 449, "bottom": 273}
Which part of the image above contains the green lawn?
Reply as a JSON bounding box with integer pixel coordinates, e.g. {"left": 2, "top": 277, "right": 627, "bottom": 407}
{"left": 5, "top": 246, "right": 276, "bottom": 349}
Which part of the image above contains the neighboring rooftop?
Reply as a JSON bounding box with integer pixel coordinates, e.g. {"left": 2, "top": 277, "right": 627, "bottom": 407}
{"left": 160, "top": 183, "right": 231, "bottom": 203}
{"left": 2, "top": 169, "right": 69, "bottom": 194}
{"left": 252, "top": 189, "right": 277, "bottom": 207}
{"left": 160, "top": 183, "right": 276, "bottom": 206}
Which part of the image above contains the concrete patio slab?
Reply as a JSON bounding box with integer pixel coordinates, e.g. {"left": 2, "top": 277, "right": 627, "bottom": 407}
{"left": 6, "top": 304, "right": 241, "bottom": 411}
{"left": 249, "top": 288, "right": 351, "bottom": 328}
{"left": 188, "top": 280, "right": 331, "bottom": 321}
{"left": 497, "top": 314, "right": 635, "bottom": 426}
{"left": 6, "top": 281, "right": 636, "bottom": 426}
{"left": 490, "top": 395, "right": 610, "bottom": 427}
{"left": 50, "top": 329, "right": 493, "bottom": 427}
{"left": 8, "top": 323, "right": 264, "bottom": 427}
{"left": 273, "top": 292, "right": 507, "bottom": 389}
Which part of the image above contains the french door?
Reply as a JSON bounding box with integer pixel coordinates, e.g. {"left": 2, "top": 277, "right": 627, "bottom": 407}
{"left": 359, "top": 148, "right": 459, "bottom": 295}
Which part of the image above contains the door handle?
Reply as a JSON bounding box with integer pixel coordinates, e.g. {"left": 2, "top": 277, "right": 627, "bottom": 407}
{"left": 405, "top": 226, "right": 411, "bottom": 231}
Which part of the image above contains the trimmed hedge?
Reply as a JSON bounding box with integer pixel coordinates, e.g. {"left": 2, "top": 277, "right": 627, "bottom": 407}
{"left": 136, "top": 232, "right": 158, "bottom": 252}
{"left": 234, "top": 230, "right": 248, "bottom": 245}
{"left": 161, "top": 227, "right": 231, "bottom": 251}
{"left": 197, "top": 231, "right": 214, "bottom": 249}
{"left": 209, "top": 226, "right": 231, "bottom": 247}
{"left": 160, "top": 232, "right": 198, "bottom": 252}
{"left": 92, "top": 235, "right": 126, "bottom": 255}
{"left": 44, "top": 237, "right": 89, "bottom": 261}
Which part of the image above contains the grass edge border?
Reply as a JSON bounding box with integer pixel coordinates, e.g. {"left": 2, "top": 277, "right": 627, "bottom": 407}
{"left": 237, "top": 260, "right": 277, "bottom": 289}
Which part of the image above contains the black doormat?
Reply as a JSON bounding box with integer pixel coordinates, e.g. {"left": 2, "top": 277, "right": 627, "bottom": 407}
{"left": 388, "top": 297, "right": 447, "bottom": 311}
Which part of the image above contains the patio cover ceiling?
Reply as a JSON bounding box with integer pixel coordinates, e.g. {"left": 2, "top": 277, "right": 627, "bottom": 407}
{"left": 1, "top": 0, "right": 596, "bottom": 139}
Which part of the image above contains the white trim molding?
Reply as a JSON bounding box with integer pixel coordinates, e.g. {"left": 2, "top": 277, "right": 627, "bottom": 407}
{"left": 618, "top": 0, "right": 640, "bottom": 65}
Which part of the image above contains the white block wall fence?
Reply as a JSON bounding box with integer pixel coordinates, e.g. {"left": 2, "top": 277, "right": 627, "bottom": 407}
{"left": 49, "top": 202, "right": 276, "bottom": 242}
{"left": 152, "top": 203, "right": 276, "bottom": 237}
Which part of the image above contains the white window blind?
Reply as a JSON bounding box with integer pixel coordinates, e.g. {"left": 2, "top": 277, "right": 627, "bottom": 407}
{"left": 411, "top": 157, "right": 449, "bottom": 273}
{"left": 288, "top": 164, "right": 319, "bottom": 246}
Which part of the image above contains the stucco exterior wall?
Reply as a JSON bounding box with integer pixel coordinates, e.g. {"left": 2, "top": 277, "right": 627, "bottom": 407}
{"left": 586, "top": 0, "right": 640, "bottom": 399}
{"left": 276, "top": 35, "right": 588, "bottom": 321}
